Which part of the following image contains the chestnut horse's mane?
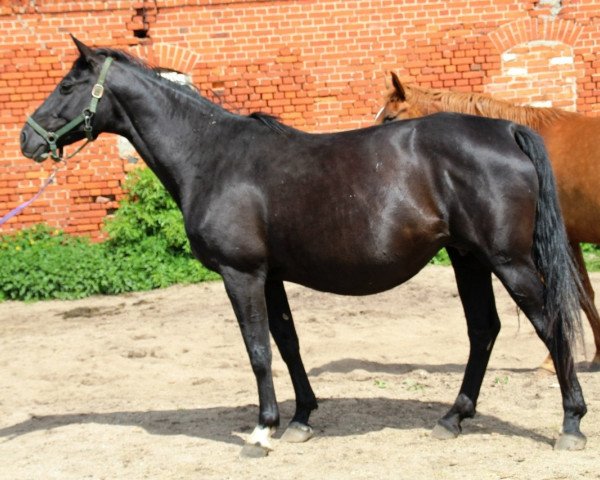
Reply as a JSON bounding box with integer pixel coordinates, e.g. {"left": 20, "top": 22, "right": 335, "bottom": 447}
{"left": 401, "top": 84, "right": 576, "bottom": 131}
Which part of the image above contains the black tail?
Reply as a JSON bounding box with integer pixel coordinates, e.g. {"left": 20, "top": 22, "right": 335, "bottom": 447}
{"left": 514, "top": 126, "right": 585, "bottom": 355}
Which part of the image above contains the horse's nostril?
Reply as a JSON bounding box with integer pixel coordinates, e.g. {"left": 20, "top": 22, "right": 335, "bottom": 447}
{"left": 20, "top": 130, "right": 27, "bottom": 145}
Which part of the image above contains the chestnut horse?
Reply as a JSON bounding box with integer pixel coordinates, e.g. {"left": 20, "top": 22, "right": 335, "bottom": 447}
{"left": 20, "top": 38, "right": 587, "bottom": 454}
{"left": 377, "top": 72, "right": 600, "bottom": 371}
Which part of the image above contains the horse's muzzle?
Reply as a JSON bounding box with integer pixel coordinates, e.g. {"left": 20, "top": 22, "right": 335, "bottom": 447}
{"left": 20, "top": 125, "right": 50, "bottom": 162}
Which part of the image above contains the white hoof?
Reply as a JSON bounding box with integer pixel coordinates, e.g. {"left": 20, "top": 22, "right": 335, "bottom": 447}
{"left": 240, "top": 425, "right": 275, "bottom": 458}
{"left": 240, "top": 443, "right": 271, "bottom": 458}
{"left": 431, "top": 422, "right": 459, "bottom": 440}
{"left": 554, "top": 433, "right": 586, "bottom": 451}
{"left": 281, "top": 421, "right": 314, "bottom": 443}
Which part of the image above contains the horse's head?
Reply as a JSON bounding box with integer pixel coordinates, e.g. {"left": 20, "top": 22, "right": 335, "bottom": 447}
{"left": 20, "top": 36, "right": 115, "bottom": 162}
{"left": 375, "top": 72, "right": 431, "bottom": 124}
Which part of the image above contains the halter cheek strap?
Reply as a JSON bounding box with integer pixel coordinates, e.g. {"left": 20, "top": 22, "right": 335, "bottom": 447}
{"left": 26, "top": 56, "right": 113, "bottom": 162}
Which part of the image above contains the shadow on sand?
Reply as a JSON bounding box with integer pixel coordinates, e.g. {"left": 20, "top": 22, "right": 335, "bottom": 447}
{"left": 0, "top": 367, "right": 556, "bottom": 449}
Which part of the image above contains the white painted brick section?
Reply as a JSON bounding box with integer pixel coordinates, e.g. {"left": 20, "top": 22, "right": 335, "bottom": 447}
{"left": 506, "top": 67, "right": 528, "bottom": 76}
{"left": 550, "top": 56, "right": 574, "bottom": 66}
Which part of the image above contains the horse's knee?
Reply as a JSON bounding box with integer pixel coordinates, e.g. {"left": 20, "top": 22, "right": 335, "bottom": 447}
{"left": 468, "top": 321, "right": 500, "bottom": 351}
{"left": 248, "top": 345, "right": 272, "bottom": 375}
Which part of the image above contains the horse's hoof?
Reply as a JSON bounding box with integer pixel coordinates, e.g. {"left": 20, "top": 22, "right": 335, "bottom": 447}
{"left": 588, "top": 357, "right": 600, "bottom": 372}
{"left": 240, "top": 425, "right": 274, "bottom": 458}
{"left": 554, "top": 433, "right": 586, "bottom": 451}
{"left": 240, "top": 443, "right": 271, "bottom": 458}
{"left": 537, "top": 357, "right": 556, "bottom": 375}
{"left": 281, "top": 421, "right": 314, "bottom": 443}
{"left": 431, "top": 421, "right": 459, "bottom": 440}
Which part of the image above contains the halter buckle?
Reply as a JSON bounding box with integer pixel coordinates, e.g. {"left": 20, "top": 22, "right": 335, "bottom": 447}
{"left": 83, "top": 110, "right": 93, "bottom": 130}
{"left": 91, "top": 84, "right": 104, "bottom": 99}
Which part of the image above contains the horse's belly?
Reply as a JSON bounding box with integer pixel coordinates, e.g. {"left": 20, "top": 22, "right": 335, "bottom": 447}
{"left": 268, "top": 207, "right": 448, "bottom": 295}
{"left": 281, "top": 267, "right": 414, "bottom": 296}
{"left": 274, "top": 244, "right": 442, "bottom": 296}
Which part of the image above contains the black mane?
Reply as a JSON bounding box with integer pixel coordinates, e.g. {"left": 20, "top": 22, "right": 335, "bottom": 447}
{"left": 95, "top": 47, "right": 294, "bottom": 134}
{"left": 93, "top": 47, "right": 206, "bottom": 103}
{"left": 248, "top": 112, "right": 295, "bottom": 135}
{"left": 95, "top": 47, "right": 152, "bottom": 71}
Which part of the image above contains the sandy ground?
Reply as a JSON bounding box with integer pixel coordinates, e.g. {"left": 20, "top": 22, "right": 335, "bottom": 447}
{"left": 1, "top": 265, "right": 599, "bottom": 480}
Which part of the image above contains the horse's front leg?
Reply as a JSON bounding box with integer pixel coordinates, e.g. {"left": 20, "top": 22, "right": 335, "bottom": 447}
{"left": 222, "top": 267, "right": 279, "bottom": 457}
{"left": 265, "top": 279, "right": 318, "bottom": 443}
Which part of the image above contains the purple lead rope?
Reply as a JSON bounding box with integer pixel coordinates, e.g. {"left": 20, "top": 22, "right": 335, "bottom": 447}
{"left": 0, "top": 166, "right": 62, "bottom": 227}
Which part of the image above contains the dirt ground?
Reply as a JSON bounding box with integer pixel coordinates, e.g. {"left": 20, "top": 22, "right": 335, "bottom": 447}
{"left": 1, "top": 265, "right": 599, "bottom": 480}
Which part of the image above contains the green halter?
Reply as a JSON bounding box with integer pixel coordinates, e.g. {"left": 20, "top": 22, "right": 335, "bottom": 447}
{"left": 26, "top": 57, "right": 113, "bottom": 162}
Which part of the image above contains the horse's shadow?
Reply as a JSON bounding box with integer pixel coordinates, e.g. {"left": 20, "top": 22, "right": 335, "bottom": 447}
{"left": 307, "top": 358, "right": 542, "bottom": 376}
{"left": 0, "top": 359, "right": 557, "bottom": 448}
{"left": 0, "top": 397, "right": 553, "bottom": 447}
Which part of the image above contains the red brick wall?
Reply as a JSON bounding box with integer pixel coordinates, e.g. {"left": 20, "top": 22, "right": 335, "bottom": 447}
{"left": 1, "top": 0, "right": 599, "bottom": 238}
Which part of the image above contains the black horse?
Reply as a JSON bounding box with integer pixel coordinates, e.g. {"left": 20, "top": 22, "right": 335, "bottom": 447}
{"left": 20, "top": 37, "right": 587, "bottom": 455}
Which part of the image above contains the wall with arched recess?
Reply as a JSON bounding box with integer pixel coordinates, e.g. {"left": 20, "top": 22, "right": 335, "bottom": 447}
{"left": 486, "top": 18, "right": 582, "bottom": 110}
{"left": 131, "top": 43, "right": 202, "bottom": 78}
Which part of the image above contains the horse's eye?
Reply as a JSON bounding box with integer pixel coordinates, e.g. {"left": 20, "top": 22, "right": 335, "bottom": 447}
{"left": 59, "top": 82, "right": 74, "bottom": 95}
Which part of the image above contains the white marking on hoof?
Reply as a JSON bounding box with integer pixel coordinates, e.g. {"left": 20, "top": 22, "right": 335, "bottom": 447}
{"left": 240, "top": 425, "right": 275, "bottom": 458}
{"left": 554, "top": 432, "right": 587, "bottom": 451}
{"left": 281, "top": 421, "right": 314, "bottom": 443}
{"left": 249, "top": 425, "right": 275, "bottom": 449}
{"left": 431, "top": 422, "right": 458, "bottom": 440}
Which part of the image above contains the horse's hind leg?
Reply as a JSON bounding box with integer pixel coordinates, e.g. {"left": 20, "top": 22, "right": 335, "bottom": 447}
{"left": 433, "top": 248, "right": 501, "bottom": 439}
{"left": 571, "top": 241, "right": 600, "bottom": 370}
{"left": 493, "top": 259, "right": 587, "bottom": 450}
{"left": 265, "top": 279, "right": 318, "bottom": 443}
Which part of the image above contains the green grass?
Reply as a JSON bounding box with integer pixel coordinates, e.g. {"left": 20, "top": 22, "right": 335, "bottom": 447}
{"left": 431, "top": 244, "right": 600, "bottom": 271}
{"left": 582, "top": 243, "right": 600, "bottom": 271}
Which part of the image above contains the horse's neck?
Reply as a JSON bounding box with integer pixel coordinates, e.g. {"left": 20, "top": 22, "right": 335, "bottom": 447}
{"left": 110, "top": 67, "right": 232, "bottom": 206}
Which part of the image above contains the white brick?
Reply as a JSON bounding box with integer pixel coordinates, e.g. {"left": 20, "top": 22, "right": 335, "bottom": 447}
{"left": 506, "top": 67, "right": 527, "bottom": 76}
{"left": 549, "top": 56, "right": 574, "bottom": 66}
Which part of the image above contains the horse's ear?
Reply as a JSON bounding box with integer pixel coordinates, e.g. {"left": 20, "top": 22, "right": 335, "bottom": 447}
{"left": 70, "top": 34, "right": 98, "bottom": 66}
{"left": 390, "top": 72, "right": 406, "bottom": 102}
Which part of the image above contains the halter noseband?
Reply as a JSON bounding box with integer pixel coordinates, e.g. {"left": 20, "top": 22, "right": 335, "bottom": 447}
{"left": 26, "top": 57, "right": 113, "bottom": 162}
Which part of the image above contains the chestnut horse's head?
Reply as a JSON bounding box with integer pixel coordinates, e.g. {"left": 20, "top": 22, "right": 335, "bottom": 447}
{"left": 375, "top": 72, "right": 438, "bottom": 124}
